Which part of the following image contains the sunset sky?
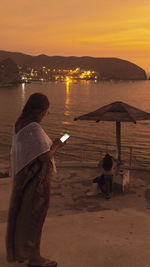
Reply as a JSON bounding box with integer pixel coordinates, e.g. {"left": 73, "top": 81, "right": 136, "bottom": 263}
{"left": 1, "top": 0, "right": 150, "bottom": 71}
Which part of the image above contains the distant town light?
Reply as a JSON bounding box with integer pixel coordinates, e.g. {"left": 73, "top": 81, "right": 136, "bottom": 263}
{"left": 20, "top": 65, "right": 98, "bottom": 82}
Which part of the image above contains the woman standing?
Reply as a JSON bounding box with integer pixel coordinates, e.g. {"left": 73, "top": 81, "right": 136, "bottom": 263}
{"left": 6, "top": 93, "right": 63, "bottom": 267}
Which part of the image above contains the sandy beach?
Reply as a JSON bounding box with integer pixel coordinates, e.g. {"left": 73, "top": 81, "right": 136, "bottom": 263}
{"left": 0, "top": 165, "right": 150, "bottom": 266}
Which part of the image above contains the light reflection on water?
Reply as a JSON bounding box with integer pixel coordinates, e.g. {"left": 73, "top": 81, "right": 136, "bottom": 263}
{"left": 62, "top": 81, "right": 71, "bottom": 125}
{"left": 21, "top": 83, "right": 26, "bottom": 106}
{"left": 64, "top": 80, "right": 70, "bottom": 116}
{"left": 0, "top": 80, "right": 150, "bottom": 169}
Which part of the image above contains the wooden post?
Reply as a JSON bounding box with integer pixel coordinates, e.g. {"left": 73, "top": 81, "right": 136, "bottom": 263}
{"left": 116, "top": 121, "right": 121, "bottom": 161}
{"left": 129, "top": 147, "right": 132, "bottom": 168}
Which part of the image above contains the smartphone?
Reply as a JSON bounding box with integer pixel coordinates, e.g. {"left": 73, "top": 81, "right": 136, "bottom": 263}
{"left": 60, "top": 133, "right": 70, "bottom": 143}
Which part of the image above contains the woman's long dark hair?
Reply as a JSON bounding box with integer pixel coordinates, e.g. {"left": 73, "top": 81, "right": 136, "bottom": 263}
{"left": 20, "top": 93, "right": 49, "bottom": 121}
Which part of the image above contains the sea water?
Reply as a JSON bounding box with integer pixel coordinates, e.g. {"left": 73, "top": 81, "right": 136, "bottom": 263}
{"left": 0, "top": 80, "right": 150, "bottom": 171}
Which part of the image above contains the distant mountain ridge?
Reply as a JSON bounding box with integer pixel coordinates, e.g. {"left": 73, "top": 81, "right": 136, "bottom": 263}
{"left": 0, "top": 58, "right": 20, "bottom": 86}
{"left": 0, "top": 50, "right": 147, "bottom": 80}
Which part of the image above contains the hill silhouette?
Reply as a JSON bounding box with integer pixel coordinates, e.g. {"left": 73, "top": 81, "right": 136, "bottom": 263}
{"left": 0, "top": 50, "right": 147, "bottom": 80}
{"left": 0, "top": 58, "right": 20, "bottom": 86}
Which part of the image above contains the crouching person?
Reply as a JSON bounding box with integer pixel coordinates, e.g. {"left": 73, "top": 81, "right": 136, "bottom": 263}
{"left": 87, "top": 154, "right": 113, "bottom": 199}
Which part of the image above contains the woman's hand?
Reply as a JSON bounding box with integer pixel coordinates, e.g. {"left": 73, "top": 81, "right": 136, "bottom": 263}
{"left": 49, "top": 138, "right": 64, "bottom": 158}
{"left": 52, "top": 138, "right": 64, "bottom": 150}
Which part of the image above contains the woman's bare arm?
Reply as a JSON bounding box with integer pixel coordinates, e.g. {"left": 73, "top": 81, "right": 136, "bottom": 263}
{"left": 38, "top": 139, "right": 64, "bottom": 162}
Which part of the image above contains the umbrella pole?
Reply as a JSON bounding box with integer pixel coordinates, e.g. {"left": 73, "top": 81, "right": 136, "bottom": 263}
{"left": 116, "top": 121, "right": 121, "bottom": 161}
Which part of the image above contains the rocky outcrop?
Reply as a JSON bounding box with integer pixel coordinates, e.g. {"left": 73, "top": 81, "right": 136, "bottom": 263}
{"left": 0, "top": 50, "right": 147, "bottom": 80}
{"left": 0, "top": 58, "right": 21, "bottom": 86}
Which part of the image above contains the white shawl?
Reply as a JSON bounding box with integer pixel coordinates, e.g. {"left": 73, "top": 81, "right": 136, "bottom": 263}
{"left": 11, "top": 122, "right": 56, "bottom": 178}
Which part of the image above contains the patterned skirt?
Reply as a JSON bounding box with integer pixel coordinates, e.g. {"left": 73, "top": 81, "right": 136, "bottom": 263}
{"left": 6, "top": 157, "right": 53, "bottom": 262}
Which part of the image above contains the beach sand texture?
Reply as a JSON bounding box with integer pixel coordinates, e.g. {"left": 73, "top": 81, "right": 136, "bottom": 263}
{"left": 0, "top": 166, "right": 150, "bottom": 266}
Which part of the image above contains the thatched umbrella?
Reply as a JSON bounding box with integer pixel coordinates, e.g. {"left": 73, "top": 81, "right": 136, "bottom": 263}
{"left": 74, "top": 101, "right": 150, "bottom": 161}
